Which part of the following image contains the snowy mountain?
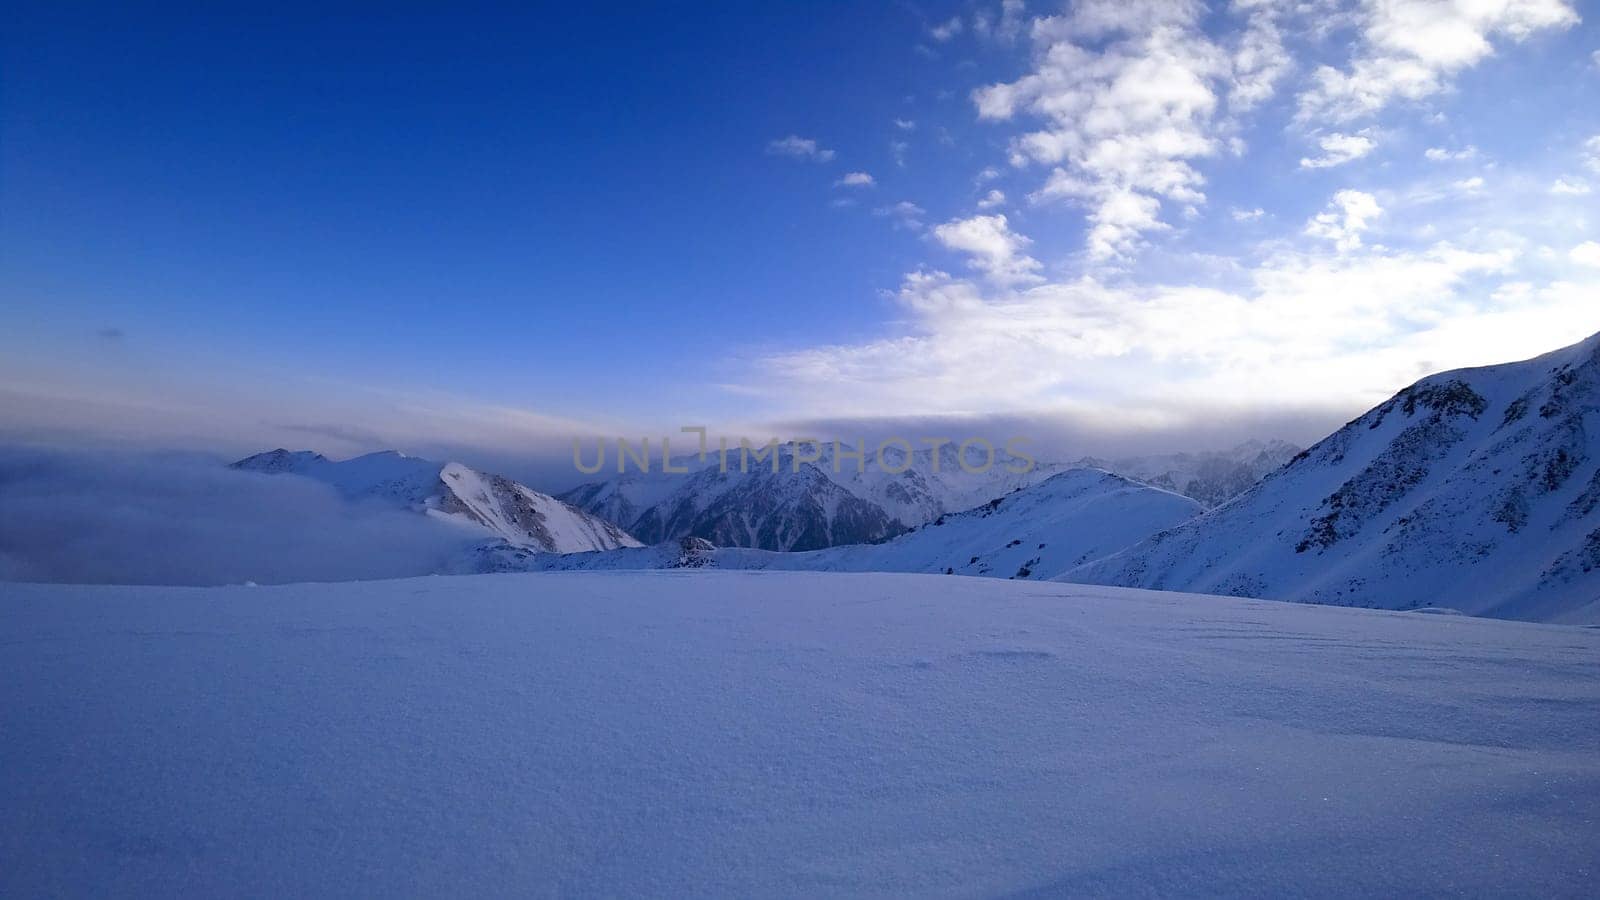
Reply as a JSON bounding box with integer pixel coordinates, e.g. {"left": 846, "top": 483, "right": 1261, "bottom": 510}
{"left": 7, "top": 572, "right": 1597, "bottom": 895}
{"left": 559, "top": 441, "right": 1065, "bottom": 551}
{"left": 1069, "top": 332, "right": 1600, "bottom": 624}
{"left": 481, "top": 468, "right": 1201, "bottom": 580}
{"left": 1075, "top": 439, "right": 1302, "bottom": 508}
{"left": 232, "top": 449, "right": 640, "bottom": 554}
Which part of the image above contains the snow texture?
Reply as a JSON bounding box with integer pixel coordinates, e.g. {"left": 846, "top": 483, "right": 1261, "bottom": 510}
{"left": 3, "top": 572, "right": 1597, "bottom": 896}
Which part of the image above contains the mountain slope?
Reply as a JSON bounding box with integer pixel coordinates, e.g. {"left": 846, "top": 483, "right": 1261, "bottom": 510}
{"left": 623, "top": 457, "right": 906, "bottom": 551}
{"left": 1068, "top": 332, "right": 1600, "bottom": 624}
{"left": 232, "top": 449, "right": 640, "bottom": 554}
{"left": 489, "top": 468, "right": 1202, "bottom": 579}
{"left": 731, "top": 468, "right": 1203, "bottom": 579}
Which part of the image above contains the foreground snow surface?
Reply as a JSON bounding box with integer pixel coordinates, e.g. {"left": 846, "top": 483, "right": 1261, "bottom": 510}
{"left": 3, "top": 572, "right": 1597, "bottom": 897}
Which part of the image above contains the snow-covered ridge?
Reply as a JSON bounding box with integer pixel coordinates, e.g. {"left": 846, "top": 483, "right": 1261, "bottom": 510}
{"left": 231, "top": 449, "right": 640, "bottom": 554}
{"left": 1068, "top": 330, "right": 1600, "bottom": 624}
{"left": 1072, "top": 439, "right": 1302, "bottom": 508}
{"left": 560, "top": 438, "right": 1298, "bottom": 552}
{"left": 474, "top": 467, "right": 1202, "bottom": 580}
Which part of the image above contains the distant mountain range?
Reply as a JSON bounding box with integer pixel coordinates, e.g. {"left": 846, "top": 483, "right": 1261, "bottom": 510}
{"left": 472, "top": 468, "right": 1203, "bottom": 580}
{"left": 556, "top": 439, "right": 1293, "bottom": 552}
{"left": 471, "top": 330, "right": 1600, "bottom": 624}
{"left": 1069, "top": 331, "right": 1600, "bottom": 624}
{"left": 231, "top": 449, "right": 639, "bottom": 554}
{"left": 1071, "top": 440, "right": 1302, "bottom": 508}
{"left": 230, "top": 330, "right": 1600, "bottom": 624}
{"left": 557, "top": 442, "right": 1060, "bottom": 551}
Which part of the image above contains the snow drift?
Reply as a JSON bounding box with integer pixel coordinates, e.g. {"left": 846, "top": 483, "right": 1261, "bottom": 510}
{"left": 3, "top": 571, "right": 1595, "bottom": 895}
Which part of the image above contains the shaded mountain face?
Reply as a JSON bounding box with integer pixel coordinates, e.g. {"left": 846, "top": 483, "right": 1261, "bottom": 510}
{"left": 232, "top": 450, "right": 640, "bottom": 554}
{"left": 478, "top": 467, "right": 1203, "bottom": 581}
{"left": 559, "top": 442, "right": 1062, "bottom": 551}
{"left": 625, "top": 461, "right": 904, "bottom": 552}
{"left": 1067, "top": 332, "right": 1600, "bottom": 624}
{"left": 1073, "top": 440, "right": 1302, "bottom": 509}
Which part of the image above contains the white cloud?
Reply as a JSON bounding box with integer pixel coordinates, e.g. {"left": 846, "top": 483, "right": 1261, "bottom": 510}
{"left": 894, "top": 118, "right": 916, "bottom": 131}
{"left": 1297, "top": 0, "right": 1578, "bottom": 124}
{"left": 738, "top": 1, "right": 1598, "bottom": 436}
{"left": 1228, "top": 0, "right": 1292, "bottom": 113}
{"left": 874, "top": 201, "right": 927, "bottom": 230}
{"left": 751, "top": 238, "right": 1585, "bottom": 425}
{"left": 973, "top": 0, "right": 1027, "bottom": 44}
{"left": 1571, "top": 241, "right": 1600, "bottom": 267}
{"left": 890, "top": 140, "right": 909, "bottom": 167}
{"left": 930, "top": 16, "right": 964, "bottom": 42}
{"left": 835, "top": 171, "right": 876, "bottom": 188}
{"left": 1300, "top": 132, "right": 1377, "bottom": 168}
{"left": 0, "top": 448, "right": 479, "bottom": 586}
{"left": 1304, "top": 190, "right": 1382, "bottom": 252}
{"left": 932, "top": 214, "right": 1044, "bottom": 286}
{"left": 973, "top": 1, "right": 1234, "bottom": 259}
{"left": 767, "top": 135, "right": 836, "bottom": 162}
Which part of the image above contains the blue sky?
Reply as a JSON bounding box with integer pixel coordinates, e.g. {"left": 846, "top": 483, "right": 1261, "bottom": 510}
{"left": 4, "top": 1, "right": 1599, "bottom": 483}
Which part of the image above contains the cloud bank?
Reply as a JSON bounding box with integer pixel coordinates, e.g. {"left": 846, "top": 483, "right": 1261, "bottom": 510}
{"left": 0, "top": 447, "right": 478, "bottom": 586}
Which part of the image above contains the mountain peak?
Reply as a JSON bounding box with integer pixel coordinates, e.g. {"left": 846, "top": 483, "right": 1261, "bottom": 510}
{"left": 1069, "top": 334, "right": 1600, "bottom": 624}
{"left": 231, "top": 449, "right": 640, "bottom": 555}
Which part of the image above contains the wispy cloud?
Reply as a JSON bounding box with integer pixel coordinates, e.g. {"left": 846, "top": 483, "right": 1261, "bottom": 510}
{"left": 1296, "top": 0, "right": 1578, "bottom": 124}
{"left": 873, "top": 200, "right": 927, "bottom": 230}
{"left": 972, "top": 0, "right": 1027, "bottom": 44}
{"left": 929, "top": 16, "right": 963, "bottom": 43}
{"left": 835, "top": 171, "right": 876, "bottom": 188}
{"left": 767, "top": 134, "right": 836, "bottom": 162}
{"left": 1300, "top": 132, "right": 1377, "bottom": 168}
